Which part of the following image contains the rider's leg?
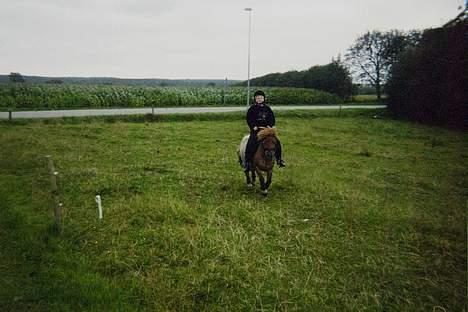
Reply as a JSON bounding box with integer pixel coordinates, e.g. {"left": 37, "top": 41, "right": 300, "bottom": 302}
{"left": 245, "top": 132, "right": 258, "bottom": 170}
{"left": 275, "top": 138, "right": 286, "bottom": 167}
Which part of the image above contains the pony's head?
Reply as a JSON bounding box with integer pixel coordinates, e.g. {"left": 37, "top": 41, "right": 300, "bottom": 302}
{"left": 257, "top": 128, "right": 278, "bottom": 161}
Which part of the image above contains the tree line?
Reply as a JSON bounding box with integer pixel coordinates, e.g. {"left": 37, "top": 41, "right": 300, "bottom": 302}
{"left": 237, "top": 57, "right": 353, "bottom": 99}
{"left": 239, "top": 30, "right": 421, "bottom": 101}
{"left": 2, "top": 74, "right": 240, "bottom": 87}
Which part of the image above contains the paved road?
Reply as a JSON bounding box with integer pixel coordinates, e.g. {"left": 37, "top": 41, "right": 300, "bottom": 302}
{"left": 0, "top": 105, "right": 386, "bottom": 119}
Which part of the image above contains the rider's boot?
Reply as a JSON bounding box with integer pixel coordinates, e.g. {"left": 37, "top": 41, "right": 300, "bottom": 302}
{"left": 277, "top": 159, "right": 286, "bottom": 168}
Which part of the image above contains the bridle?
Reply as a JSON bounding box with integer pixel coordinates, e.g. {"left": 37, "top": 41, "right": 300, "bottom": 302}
{"left": 259, "top": 137, "right": 276, "bottom": 160}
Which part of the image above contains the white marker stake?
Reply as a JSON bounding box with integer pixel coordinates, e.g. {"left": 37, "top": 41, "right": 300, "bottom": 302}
{"left": 95, "top": 195, "right": 102, "bottom": 219}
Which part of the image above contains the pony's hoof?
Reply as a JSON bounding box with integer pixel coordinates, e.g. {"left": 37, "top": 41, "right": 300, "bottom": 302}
{"left": 262, "top": 189, "right": 268, "bottom": 196}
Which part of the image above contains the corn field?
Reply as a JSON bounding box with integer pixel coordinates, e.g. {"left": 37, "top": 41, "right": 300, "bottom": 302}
{"left": 0, "top": 84, "right": 343, "bottom": 110}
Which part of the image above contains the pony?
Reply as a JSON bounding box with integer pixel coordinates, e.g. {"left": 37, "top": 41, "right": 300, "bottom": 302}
{"left": 238, "top": 127, "right": 278, "bottom": 196}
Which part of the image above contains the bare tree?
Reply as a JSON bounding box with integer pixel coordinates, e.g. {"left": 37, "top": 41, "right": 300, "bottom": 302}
{"left": 345, "top": 30, "right": 419, "bottom": 100}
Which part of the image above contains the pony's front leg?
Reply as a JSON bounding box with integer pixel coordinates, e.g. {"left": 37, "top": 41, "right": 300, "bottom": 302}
{"left": 256, "top": 169, "right": 268, "bottom": 195}
{"left": 266, "top": 170, "right": 273, "bottom": 189}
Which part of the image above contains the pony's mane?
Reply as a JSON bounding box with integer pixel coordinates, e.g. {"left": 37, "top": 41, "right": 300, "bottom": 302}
{"left": 257, "top": 128, "right": 278, "bottom": 140}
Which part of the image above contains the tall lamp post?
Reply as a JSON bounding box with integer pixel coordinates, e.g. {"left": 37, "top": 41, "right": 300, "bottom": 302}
{"left": 244, "top": 7, "right": 252, "bottom": 107}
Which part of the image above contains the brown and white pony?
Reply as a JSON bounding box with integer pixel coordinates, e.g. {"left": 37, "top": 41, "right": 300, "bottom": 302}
{"left": 238, "top": 128, "right": 278, "bottom": 196}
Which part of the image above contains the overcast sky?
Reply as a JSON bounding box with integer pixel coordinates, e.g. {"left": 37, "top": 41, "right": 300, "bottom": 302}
{"left": 0, "top": 0, "right": 463, "bottom": 80}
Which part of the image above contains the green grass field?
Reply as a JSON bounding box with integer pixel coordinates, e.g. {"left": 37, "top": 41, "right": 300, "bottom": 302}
{"left": 0, "top": 109, "right": 466, "bottom": 311}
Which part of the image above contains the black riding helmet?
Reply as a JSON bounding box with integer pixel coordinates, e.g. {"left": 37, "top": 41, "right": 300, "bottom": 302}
{"left": 253, "top": 90, "right": 265, "bottom": 98}
{"left": 253, "top": 90, "right": 266, "bottom": 104}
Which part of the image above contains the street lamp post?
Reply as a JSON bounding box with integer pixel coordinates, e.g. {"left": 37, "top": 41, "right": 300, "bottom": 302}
{"left": 245, "top": 7, "right": 252, "bottom": 107}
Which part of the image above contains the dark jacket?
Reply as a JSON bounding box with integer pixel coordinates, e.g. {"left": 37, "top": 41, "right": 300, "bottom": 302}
{"left": 246, "top": 103, "right": 275, "bottom": 131}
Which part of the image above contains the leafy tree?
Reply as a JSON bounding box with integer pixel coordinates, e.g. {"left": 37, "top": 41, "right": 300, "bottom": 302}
{"left": 9, "top": 72, "right": 25, "bottom": 83}
{"left": 303, "top": 57, "right": 353, "bottom": 99}
{"left": 386, "top": 19, "right": 466, "bottom": 129}
{"left": 345, "top": 30, "right": 420, "bottom": 100}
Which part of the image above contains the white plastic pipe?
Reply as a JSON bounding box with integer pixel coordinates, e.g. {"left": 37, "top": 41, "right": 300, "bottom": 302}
{"left": 95, "top": 195, "right": 102, "bottom": 219}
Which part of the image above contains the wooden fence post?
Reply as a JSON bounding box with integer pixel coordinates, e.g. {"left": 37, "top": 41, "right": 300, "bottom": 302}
{"left": 8, "top": 110, "right": 12, "bottom": 121}
{"left": 46, "top": 155, "right": 62, "bottom": 233}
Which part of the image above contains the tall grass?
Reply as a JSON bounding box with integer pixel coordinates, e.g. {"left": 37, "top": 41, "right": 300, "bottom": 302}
{"left": 0, "top": 109, "right": 466, "bottom": 310}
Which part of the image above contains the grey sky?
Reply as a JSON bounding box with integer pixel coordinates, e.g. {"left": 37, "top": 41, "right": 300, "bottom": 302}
{"left": 0, "top": 0, "right": 462, "bottom": 80}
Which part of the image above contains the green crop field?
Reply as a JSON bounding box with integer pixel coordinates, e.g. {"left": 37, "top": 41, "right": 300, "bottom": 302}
{"left": 0, "top": 84, "right": 344, "bottom": 111}
{"left": 0, "top": 109, "right": 466, "bottom": 311}
{"left": 351, "top": 94, "right": 387, "bottom": 102}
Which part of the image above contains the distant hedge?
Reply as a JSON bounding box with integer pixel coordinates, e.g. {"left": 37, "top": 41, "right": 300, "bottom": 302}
{"left": 386, "top": 20, "right": 467, "bottom": 130}
{"left": 0, "top": 85, "right": 343, "bottom": 110}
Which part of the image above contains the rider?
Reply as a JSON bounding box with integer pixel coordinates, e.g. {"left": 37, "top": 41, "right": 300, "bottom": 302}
{"left": 245, "top": 90, "right": 286, "bottom": 170}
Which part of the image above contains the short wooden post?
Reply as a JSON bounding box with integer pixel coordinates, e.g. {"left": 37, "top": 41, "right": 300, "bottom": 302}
{"left": 151, "top": 106, "right": 155, "bottom": 116}
{"left": 95, "top": 195, "right": 103, "bottom": 220}
{"left": 8, "top": 110, "right": 12, "bottom": 121}
{"left": 46, "top": 155, "right": 62, "bottom": 233}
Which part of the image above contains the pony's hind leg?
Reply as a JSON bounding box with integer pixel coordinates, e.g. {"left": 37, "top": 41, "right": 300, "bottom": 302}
{"left": 244, "top": 170, "right": 252, "bottom": 186}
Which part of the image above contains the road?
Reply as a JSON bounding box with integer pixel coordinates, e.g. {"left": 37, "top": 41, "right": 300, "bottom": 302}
{"left": 0, "top": 105, "right": 386, "bottom": 119}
